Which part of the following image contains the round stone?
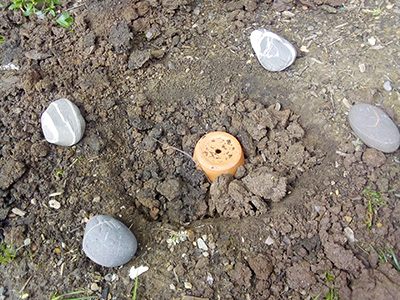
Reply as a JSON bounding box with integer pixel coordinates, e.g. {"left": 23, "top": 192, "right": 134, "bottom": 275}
{"left": 83, "top": 215, "right": 137, "bottom": 267}
{"left": 250, "top": 28, "right": 297, "bottom": 72}
{"left": 348, "top": 103, "right": 400, "bottom": 153}
{"left": 41, "top": 98, "right": 85, "bottom": 146}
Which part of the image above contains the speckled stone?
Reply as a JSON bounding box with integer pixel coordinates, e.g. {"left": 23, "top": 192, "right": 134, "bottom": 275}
{"left": 250, "top": 28, "right": 297, "bottom": 72}
{"left": 41, "top": 98, "right": 85, "bottom": 146}
{"left": 349, "top": 103, "right": 400, "bottom": 153}
{"left": 83, "top": 215, "right": 137, "bottom": 267}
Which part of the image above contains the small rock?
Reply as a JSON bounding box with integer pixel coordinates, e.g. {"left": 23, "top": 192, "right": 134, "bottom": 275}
{"left": 182, "top": 296, "right": 210, "bottom": 300}
{"left": 368, "top": 36, "right": 376, "bottom": 46}
{"left": 197, "top": 238, "right": 208, "bottom": 251}
{"left": 11, "top": 208, "right": 26, "bottom": 217}
{"left": 104, "top": 273, "right": 118, "bottom": 281}
{"left": 348, "top": 103, "right": 400, "bottom": 153}
{"left": 150, "top": 49, "right": 165, "bottom": 60}
{"left": 0, "top": 63, "right": 19, "bottom": 71}
{"left": 383, "top": 81, "right": 392, "bottom": 91}
{"left": 93, "top": 196, "right": 101, "bottom": 203}
{"left": 358, "top": 63, "right": 366, "bottom": 73}
{"left": 168, "top": 61, "right": 175, "bottom": 69}
{"left": 296, "top": 247, "right": 308, "bottom": 257}
{"left": 265, "top": 236, "right": 275, "bottom": 245}
{"left": 41, "top": 98, "right": 85, "bottom": 146}
{"left": 300, "top": 45, "right": 309, "bottom": 53}
{"left": 344, "top": 216, "right": 352, "bottom": 223}
{"left": 128, "top": 49, "right": 151, "bottom": 70}
{"left": 282, "top": 11, "right": 295, "bottom": 17}
{"left": 343, "top": 227, "right": 355, "bottom": 243}
{"left": 193, "top": 6, "right": 201, "bottom": 15}
{"left": 184, "top": 281, "right": 193, "bottom": 289}
{"left": 49, "top": 200, "right": 61, "bottom": 209}
{"left": 250, "top": 28, "right": 296, "bottom": 72}
{"left": 90, "top": 282, "right": 99, "bottom": 291}
{"left": 145, "top": 27, "right": 160, "bottom": 40}
{"left": 24, "top": 50, "right": 52, "bottom": 60}
{"left": 83, "top": 215, "right": 137, "bottom": 267}
{"left": 272, "top": 0, "right": 292, "bottom": 12}
{"left": 320, "top": 4, "right": 337, "bottom": 14}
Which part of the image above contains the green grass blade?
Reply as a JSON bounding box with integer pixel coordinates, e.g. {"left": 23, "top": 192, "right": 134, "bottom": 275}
{"left": 132, "top": 273, "right": 139, "bottom": 300}
{"left": 390, "top": 249, "right": 400, "bottom": 271}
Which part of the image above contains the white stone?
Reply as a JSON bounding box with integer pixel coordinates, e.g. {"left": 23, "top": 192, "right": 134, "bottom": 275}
{"left": 265, "top": 236, "right": 275, "bottom": 245}
{"left": 41, "top": 98, "right": 85, "bottom": 146}
{"left": 368, "top": 36, "right": 376, "bottom": 45}
{"left": 184, "top": 282, "right": 192, "bottom": 289}
{"left": 250, "top": 28, "right": 297, "bottom": 72}
{"left": 383, "top": 81, "right": 392, "bottom": 91}
{"left": 11, "top": 207, "right": 26, "bottom": 217}
{"left": 197, "top": 238, "right": 208, "bottom": 251}
{"left": 49, "top": 199, "right": 61, "bottom": 209}
{"left": 344, "top": 227, "right": 355, "bottom": 243}
{"left": 358, "top": 63, "right": 366, "bottom": 73}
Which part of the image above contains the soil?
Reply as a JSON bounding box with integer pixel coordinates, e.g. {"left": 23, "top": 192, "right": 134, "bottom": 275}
{"left": 1, "top": 0, "right": 400, "bottom": 299}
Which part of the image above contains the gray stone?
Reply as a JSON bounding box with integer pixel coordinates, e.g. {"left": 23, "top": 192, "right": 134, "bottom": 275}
{"left": 41, "top": 98, "right": 85, "bottom": 146}
{"left": 250, "top": 29, "right": 297, "bottom": 72}
{"left": 349, "top": 103, "right": 400, "bottom": 153}
{"left": 82, "top": 215, "right": 137, "bottom": 267}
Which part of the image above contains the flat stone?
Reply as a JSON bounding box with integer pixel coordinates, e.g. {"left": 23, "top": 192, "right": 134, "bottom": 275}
{"left": 41, "top": 98, "right": 85, "bottom": 146}
{"left": 250, "top": 28, "right": 297, "bottom": 72}
{"left": 83, "top": 215, "right": 137, "bottom": 267}
{"left": 349, "top": 103, "right": 400, "bottom": 153}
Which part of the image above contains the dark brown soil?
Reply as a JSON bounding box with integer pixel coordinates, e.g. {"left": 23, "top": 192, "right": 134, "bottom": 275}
{"left": 1, "top": 0, "right": 400, "bottom": 299}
